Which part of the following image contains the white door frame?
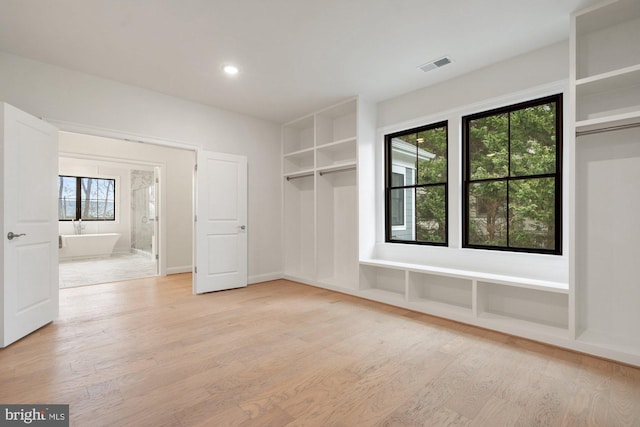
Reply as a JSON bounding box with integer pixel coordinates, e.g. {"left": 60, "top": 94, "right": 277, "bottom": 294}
{"left": 46, "top": 119, "right": 200, "bottom": 279}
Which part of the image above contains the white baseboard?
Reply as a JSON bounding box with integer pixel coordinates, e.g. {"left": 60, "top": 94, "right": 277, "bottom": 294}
{"left": 248, "top": 271, "right": 283, "bottom": 285}
{"left": 166, "top": 265, "right": 192, "bottom": 275}
{"left": 162, "top": 268, "right": 282, "bottom": 283}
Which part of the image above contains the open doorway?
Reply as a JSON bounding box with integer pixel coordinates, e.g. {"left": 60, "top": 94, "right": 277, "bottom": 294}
{"left": 57, "top": 131, "right": 195, "bottom": 288}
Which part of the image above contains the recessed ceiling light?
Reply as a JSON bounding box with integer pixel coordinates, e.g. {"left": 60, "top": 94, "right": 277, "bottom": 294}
{"left": 223, "top": 65, "right": 239, "bottom": 76}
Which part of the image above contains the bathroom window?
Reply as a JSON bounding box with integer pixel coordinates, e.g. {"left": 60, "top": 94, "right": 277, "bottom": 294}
{"left": 58, "top": 175, "right": 116, "bottom": 221}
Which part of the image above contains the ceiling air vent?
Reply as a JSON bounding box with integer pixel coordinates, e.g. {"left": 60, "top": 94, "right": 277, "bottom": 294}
{"left": 418, "top": 56, "right": 452, "bottom": 73}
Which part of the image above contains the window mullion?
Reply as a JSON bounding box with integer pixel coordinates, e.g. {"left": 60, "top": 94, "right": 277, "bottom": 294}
{"left": 506, "top": 111, "right": 511, "bottom": 248}
{"left": 414, "top": 185, "right": 421, "bottom": 242}
{"left": 75, "top": 177, "right": 81, "bottom": 220}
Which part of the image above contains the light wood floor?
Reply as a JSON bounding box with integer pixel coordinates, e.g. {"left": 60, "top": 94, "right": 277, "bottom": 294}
{"left": 1, "top": 275, "right": 639, "bottom": 426}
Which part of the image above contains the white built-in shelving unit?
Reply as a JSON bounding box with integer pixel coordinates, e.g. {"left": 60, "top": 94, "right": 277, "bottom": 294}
{"left": 282, "top": 98, "right": 360, "bottom": 290}
{"left": 573, "top": 0, "right": 640, "bottom": 134}
{"left": 571, "top": 0, "right": 640, "bottom": 365}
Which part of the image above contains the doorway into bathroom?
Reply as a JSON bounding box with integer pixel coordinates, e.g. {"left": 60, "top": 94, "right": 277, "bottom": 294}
{"left": 58, "top": 157, "right": 160, "bottom": 288}
{"left": 57, "top": 131, "right": 195, "bottom": 288}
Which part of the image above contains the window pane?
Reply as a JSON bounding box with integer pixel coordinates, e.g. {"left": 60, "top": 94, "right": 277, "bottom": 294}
{"left": 58, "top": 176, "right": 76, "bottom": 220}
{"left": 417, "top": 126, "right": 447, "bottom": 185}
{"left": 390, "top": 135, "right": 417, "bottom": 185}
{"left": 390, "top": 187, "right": 404, "bottom": 227}
{"left": 468, "top": 181, "right": 507, "bottom": 247}
{"left": 509, "top": 177, "right": 556, "bottom": 250}
{"left": 391, "top": 171, "right": 404, "bottom": 187}
{"left": 416, "top": 185, "right": 446, "bottom": 244}
{"left": 389, "top": 188, "right": 413, "bottom": 240}
{"left": 468, "top": 113, "right": 508, "bottom": 180}
{"left": 81, "top": 199, "right": 95, "bottom": 219}
{"left": 81, "top": 178, "right": 95, "bottom": 219}
{"left": 81, "top": 178, "right": 115, "bottom": 220}
{"left": 510, "top": 103, "right": 557, "bottom": 177}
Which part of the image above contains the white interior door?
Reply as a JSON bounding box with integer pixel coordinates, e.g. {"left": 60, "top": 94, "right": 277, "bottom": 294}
{"left": 194, "top": 150, "right": 247, "bottom": 293}
{"left": 1, "top": 103, "right": 59, "bottom": 347}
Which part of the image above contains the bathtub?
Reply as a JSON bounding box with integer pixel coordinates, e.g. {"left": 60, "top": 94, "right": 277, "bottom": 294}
{"left": 59, "top": 233, "right": 121, "bottom": 260}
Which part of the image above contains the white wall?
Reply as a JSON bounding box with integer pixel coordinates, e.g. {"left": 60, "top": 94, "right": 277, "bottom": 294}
{"left": 369, "top": 41, "right": 570, "bottom": 283}
{"left": 0, "top": 50, "right": 282, "bottom": 283}
{"left": 377, "top": 41, "right": 570, "bottom": 128}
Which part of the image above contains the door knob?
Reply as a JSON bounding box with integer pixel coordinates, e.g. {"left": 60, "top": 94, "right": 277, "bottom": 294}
{"left": 7, "top": 232, "right": 26, "bottom": 240}
{"left": 240, "top": 225, "right": 246, "bottom": 230}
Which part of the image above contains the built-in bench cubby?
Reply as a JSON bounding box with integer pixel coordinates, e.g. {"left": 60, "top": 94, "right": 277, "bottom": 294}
{"left": 407, "top": 272, "right": 472, "bottom": 317}
{"left": 477, "top": 281, "right": 569, "bottom": 336}
{"left": 359, "top": 264, "right": 406, "bottom": 304}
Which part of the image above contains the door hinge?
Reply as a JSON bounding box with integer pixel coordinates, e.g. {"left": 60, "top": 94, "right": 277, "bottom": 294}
{"left": 155, "top": 177, "right": 159, "bottom": 183}
{"left": 194, "top": 163, "right": 198, "bottom": 172}
{"left": 155, "top": 216, "right": 159, "bottom": 222}
{"left": 194, "top": 215, "right": 197, "bottom": 222}
{"left": 155, "top": 254, "right": 159, "bottom": 260}
{"left": 194, "top": 266, "right": 198, "bottom": 274}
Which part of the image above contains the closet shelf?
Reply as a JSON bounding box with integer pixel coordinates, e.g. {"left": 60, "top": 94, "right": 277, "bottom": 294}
{"left": 576, "top": 111, "right": 640, "bottom": 134}
{"left": 283, "top": 147, "right": 314, "bottom": 158}
{"left": 316, "top": 136, "right": 357, "bottom": 150}
{"left": 575, "top": 0, "right": 640, "bottom": 36}
{"left": 576, "top": 64, "right": 640, "bottom": 96}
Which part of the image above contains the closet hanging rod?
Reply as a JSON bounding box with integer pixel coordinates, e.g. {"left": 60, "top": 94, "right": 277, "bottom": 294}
{"left": 576, "top": 121, "right": 640, "bottom": 137}
{"left": 285, "top": 173, "right": 313, "bottom": 181}
{"left": 318, "top": 165, "right": 356, "bottom": 176}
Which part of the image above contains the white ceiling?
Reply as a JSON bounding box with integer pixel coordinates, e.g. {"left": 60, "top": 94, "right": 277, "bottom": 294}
{"left": 0, "top": 0, "right": 594, "bottom": 123}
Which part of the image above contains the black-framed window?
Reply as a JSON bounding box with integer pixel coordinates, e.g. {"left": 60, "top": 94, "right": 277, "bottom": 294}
{"left": 385, "top": 121, "right": 448, "bottom": 245}
{"left": 463, "top": 94, "right": 562, "bottom": 254}
{"left": 58, "top": 175, "right": 116, "bottom": 221}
